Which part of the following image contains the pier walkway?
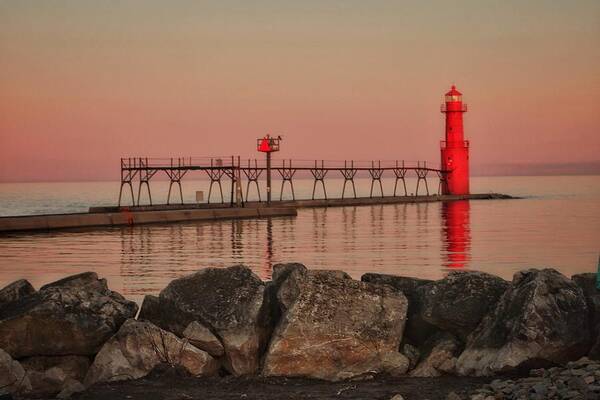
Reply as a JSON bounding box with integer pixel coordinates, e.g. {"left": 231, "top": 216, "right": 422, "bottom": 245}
{"left": 118, "top": 157, "right": 447, "bottom": 206}
{"left": 0, "top": 193, "right": 511, "bottom": 234}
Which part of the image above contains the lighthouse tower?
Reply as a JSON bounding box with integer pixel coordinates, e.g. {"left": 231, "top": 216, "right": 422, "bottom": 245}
{"left": 440, "top": 85, "right": 470, "bottom": 195}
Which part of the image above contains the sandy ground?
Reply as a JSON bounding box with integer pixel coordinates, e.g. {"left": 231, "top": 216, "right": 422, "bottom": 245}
{"left": 74, "top": 368, "right": 497, "bottom": 400}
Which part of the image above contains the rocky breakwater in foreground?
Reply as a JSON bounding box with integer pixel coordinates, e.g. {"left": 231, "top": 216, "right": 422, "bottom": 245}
{"left": 0, "top": 265, "right": 598, "bottom": 399}
{"left": 462, "top": 357, "right": 600, "bottom": 399}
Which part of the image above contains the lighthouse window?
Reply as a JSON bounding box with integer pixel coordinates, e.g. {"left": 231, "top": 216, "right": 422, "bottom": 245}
{"left": 445, "top": 95, "right": 461, "bottom": 102}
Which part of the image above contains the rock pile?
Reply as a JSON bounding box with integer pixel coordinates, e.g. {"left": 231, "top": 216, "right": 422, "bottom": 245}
{"left": 0, "top": 272, "right": 138, "bottom": 398}
{"left": 263, "top": 265, "right": 410, "bottom": 380}
{"left": 465, "top": 357, "right": 600, "bottom": 400}
{"left": 457, "top": 269, "right": 590, "bottom": 376}
{"left": 0, "top": 265, "right": 598, "bottom": 399}
{"left": 84, "top": 319, "right": 219, "bottom": 386}
{"left": 145, "top": 265, "right": 272, "bottom": 376}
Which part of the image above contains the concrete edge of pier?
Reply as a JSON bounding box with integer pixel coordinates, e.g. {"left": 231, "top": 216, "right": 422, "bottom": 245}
{"left": 245, "top": 192, "right": 515, "bottom": 209}
{"left": 90, "top": 192, "right": 515, "bottom": 213}
{"left": 0, "top": 207, "right": 297, "bottom": 234}
{"left": 0, "top": 193, "right": 514, "bottom": 234}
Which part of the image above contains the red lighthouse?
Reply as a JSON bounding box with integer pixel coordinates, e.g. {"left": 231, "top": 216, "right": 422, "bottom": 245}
{"left": 440, "top": 85, "right": 470, "bottom": 195}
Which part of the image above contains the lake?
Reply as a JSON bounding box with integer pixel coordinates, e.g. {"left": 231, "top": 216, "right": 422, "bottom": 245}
{"left": 0, "top": 175, "right": 598, "bottom": 303}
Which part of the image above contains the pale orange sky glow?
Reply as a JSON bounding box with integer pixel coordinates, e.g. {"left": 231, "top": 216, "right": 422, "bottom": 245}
{"left": 1, "top": 1, "right": 599, "bottom": 181}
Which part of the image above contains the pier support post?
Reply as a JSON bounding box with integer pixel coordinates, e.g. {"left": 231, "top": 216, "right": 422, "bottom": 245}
{"left": 310, "top": 160, "right": 328, "bottom": 200}
{"left": 341, "top": 161, "right": 357, "bottom": 199}
{"left": 118, "top": 158, "right": 138, "bottom": 207}
{"left": 243, "top": 159, "right": 263, "bottom": 202}
{"left": 368, "top": 160, "right": 384, "bottom": 198}
{"left": 437, "top": 171, "right": 448, "bottom": 195}
{"left": 393, "top": 161, "right": 408, "bottom": 196}
{"left": 136, "top": 158, "right": 157, "bottom": 206}
{"left": 266, "top": 151, "right": 272, "bottom": 205}
{"left": 415, "top": 161, "right": 430, "bottom": 196}
{"left": 165, "top": 159, "right": 187, "bottom": 205}
{"left": 277, "top": 159, "right": 296, "bottom": 201}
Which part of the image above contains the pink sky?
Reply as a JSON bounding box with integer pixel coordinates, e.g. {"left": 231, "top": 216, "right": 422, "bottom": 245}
{"left": 1, "top": 1, "right": 599, "bottom": 181}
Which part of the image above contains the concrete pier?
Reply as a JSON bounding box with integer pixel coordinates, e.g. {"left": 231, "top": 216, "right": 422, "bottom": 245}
{"left": 91, "top": 192, "right": 512, "bottom": 213}
{"left": 0, "top": 207, "right": 297, "bottom": 234}
{"left": 245, "top": 193, "right": 512, "bottom": 209}
{"left": 0, "top": 193, "right": 512, "bottom": 234}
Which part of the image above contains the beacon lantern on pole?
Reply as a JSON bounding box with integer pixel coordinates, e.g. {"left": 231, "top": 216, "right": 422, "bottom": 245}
{"left": 440, "top": 85, "right": 470, "bottom": 195}
{"left": 257, "top": 134, "right": 281, "bottom": 204}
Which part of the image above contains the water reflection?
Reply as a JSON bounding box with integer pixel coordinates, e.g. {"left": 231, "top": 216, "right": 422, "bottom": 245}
{"left": 263, "top": 217, "right": 273, "bottom": 278}
{"left": 3, "top": 177, "right": 599, "bottom": 306}
{"left": 114, "top": 201, "right": 469, "bottom": 297}
{"left": 441, "top": 200, "right": 471, "bottom": 269}
{"left": 231, "top": 220, "right": 244, "bottom": 261}
{"left": 342, "top": 207, "right": 357, "bottom": 255}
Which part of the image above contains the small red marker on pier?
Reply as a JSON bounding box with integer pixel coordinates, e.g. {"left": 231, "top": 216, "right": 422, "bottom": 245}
{"left": 257, "top": 135, "right": 282, "bottom": 205}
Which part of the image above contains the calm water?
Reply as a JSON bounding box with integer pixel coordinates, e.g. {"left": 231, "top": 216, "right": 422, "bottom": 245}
{"left": 0, "top": 176, "right": 599, "bottom": 303}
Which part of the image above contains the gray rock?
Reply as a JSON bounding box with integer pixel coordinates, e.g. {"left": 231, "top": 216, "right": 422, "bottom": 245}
{"left": 438, "top": 357, "right": 458, "bottom": 374}
{"left": 572, "top": 273, "right": 600, "bottom": 360}
{"left": 410, "top": 332, "right": 461, "bottom": 377}
{"left": 39, "top": 272, "right": 102, "bottom": 291}
{"left": 401, "top": 343, "right": 421, "bottom": 370}
{"left": 137, "top": 295, "right": 161, "bottom": 323}
{"left": 416, "top": 271, "right": 509, "bottom": 341}
{"left": 84, "top": 319, "right": 218, "bottom": 386}
{"left": 381, "top": 352, "right": 410, "bottom": 377}
{"left": 457, "top": 269, "right": 590, "bottom": 376}
{"left": 271, "top": 263, "right": 307, "bottom": 284}
{"left": 0, "top": 279, "right": 35, "bottom": 306}
{"left": 21, "top": 355, "right": 90, "bottom": 381}
{"left": 469, "top": 395, "right": 488, "bottom": 400}
{"left": 532, "top": 382, "right": 548, "bottom": 397}
{"left": 157, "top": 265, "right": 272, "bottom": 376}
{"left": 0, "top": 348, "right": 31, "bottom": 396}
{"left": 0, "top": 272, "right": 138, "bottom": 358}
{"left": 182, "top": 321, "right": 224, "bottom": 357}
{"left": 263, "top": 269, "right": 408, "bottom": 381}
{"left": 21, "top": 355, "right": 90, "bottom": 397}
{"left": 361, "top": 273, "right": 436, "bottom": 344}
{"left": 56, "top": 379, "right": 85, "bottom": 399}
{"left": 271, "top": 263, "right": 309, "bottom": 314}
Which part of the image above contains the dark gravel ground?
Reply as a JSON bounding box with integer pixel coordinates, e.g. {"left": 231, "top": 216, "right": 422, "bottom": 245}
{"left": 72, "top": 368, "right": 497, "bottom": 400}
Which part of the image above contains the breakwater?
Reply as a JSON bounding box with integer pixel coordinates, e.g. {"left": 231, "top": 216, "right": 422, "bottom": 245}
{"left": 0, "top": 193, "right": 511, "bottom": 234}
{"left": 0, "top": 264, "right": 598, "bottom": 398}
{"left": 0, "top": 206, "right": 296, "bottom": 233}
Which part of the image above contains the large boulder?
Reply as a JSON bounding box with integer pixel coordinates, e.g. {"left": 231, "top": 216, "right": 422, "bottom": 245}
{"left": 154, "top": 265, "right": 272, "bottom": 376}
{"left": 182, "top": 321, "right": 224, "bottom": 357}
{"left": 0, "top": 279, "right": 35, "bottom": 306}
{"left": 263, "top": 268, "right": 409, "bottom": 381}
{"left": 361, "top": 273, "right": 436, "bottom": 345}
{"left": 21, "top": 355, "right": 90, "bottom": 397}
{"left": 84, "top": 319, "right": 218, "bottom": 386}
{"left": 417, "top": 271, "right": 509, "bottom": 341}
{"left": 0, "top": 348, "right": 31, "bottom": 396}
{"left": 457, "top": 269, "right": 590, "bottom": 376}
{"left": 0, "top": 272, "right": 138, "bottom": 358}
{"left": 572, "top": 273, "right": 600, "bottom": 359}
{"left": 137, "top": 294, "right": 161, "bottom": 323}
{"left": 410, "top": 333, "right": 461, "bottom": 377}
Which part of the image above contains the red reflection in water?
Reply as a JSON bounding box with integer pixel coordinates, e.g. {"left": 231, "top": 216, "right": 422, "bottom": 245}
{"left": 442, "top": 200, "right": 471, "bottom": 269}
